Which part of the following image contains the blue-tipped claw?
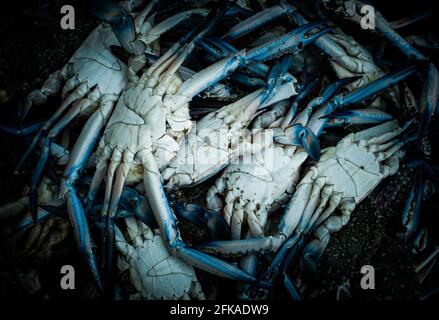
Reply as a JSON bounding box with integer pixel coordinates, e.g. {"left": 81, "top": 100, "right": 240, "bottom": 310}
{"left": 119, "top": 187, "right": 158, "bottom": 229}
{"left": 89, "top": 0, "right": 142, "bottom": 55}
{"left": 319, "top": 76, "right": 362, "bottom": 105}
{"left": 340, "top": 62, "right": 425, "bottom": 107}
{"left": 321, "top": 108, "right": 394, "bottom": 127}
{"left": 266, "top": 55, "right": 294, "bottom": 94}
{"left": 174, "top": 202, "right": 230, "bottom": 241}
{"left": 246, "top": 21, "right": 332, "bottom": 62}
{"left": 221, "top": 2, "right": 294, "bottom": 41}
{"left": 297, "top": 79, "right": 319, "bottom": 102}
{"left": 274, "top": 124, "right": 321, "bottom": 161}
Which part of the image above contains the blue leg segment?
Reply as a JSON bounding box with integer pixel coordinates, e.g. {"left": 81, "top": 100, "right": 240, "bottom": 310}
{"left": 283, "top": 275, "right": 303, "bottom": 300}
{"left": 174, "top": 202, "right": 230, "bottom": 241}
{"left": 375, "top": 9, "right": 427, "bottom": 61}
{"left": 14, "top": 209, "right": 53, "bottom": 234}
{"left": 150, "top": 0, "right": 231, "bottom": 71}
{"left": 321, "top": 109, "right": 394, "bottom": 127}
{"left": 319, "top": 76, "right": 362, "bottom": 104}
{"left": 222, "top": 3, "right": 294, "bottom": 41}
{"left": 266, "top": 55, "right": 294, "bottom": 94}
{"left": 142, "top": 157, "right": 274, "bottom": 289}
{"left": 64, "top": 179, "right": 102, "bottom": 290}
{"left": 418, "top": 64, "right": 439, "bottom": 143}
{"left": 14, "top": 130, "right": 45, "bottom": 174}
{"left": 0, "top": 121, "right": 44, "bottom": 136}
{"left": 29, "top": 141, "right": 50, "bottom": 221}
{"left": 246, "top": 21, "right": 332, "bottom": 62}
{"left": 201, "top": 37, "right": 269, "bottom": 77}
{"left": 197, "top": 38, "right": 268, "bottom": 87}
{"left": 102, "top": 215, "right": 116, "bottom": 280}
{"left": 339, "top": 62, "right": 425, "bottom": 107}
{"left": 174, "top": 245, "right": 273, "bottom": 290}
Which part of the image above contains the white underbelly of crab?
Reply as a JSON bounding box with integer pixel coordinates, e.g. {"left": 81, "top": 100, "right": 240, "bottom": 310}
{"left": 116, "top": 218, "right": 205, "bottom": 300}
{"left": 98, "top": 84, "right": 192, "bottom": 185}
{"left": 315, "top": 137, "right": 393, "bottom": 204}
{"left": 206, "top": 141, "right": 309, "bottom": 239}
{"left": 72, "top": 25, "right": 129, "bottom": 97}
{"left": 161, "top": 87, "right": 297, "bottom": 187}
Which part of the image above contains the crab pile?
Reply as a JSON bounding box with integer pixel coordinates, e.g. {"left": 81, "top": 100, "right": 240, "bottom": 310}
{"left": 0, "top": 0, "right": 438, "bottom": 300}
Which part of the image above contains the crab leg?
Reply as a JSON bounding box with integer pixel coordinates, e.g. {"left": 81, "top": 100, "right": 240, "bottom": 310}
{"left": 323, "top": 109, "right": 394, "bottom": 127}
{"left": 196, "top": 64, "right": 420, "bottom": 259}
{"left": 222, "top": 1, "right": 294, "bottom": 41}
{"left": 58, "top": 95, "right": 117, "bottom": 290}
{"left": 134, "top": 22, "right": 332, "bottom": 284}
{"left": 177, "top": 21, "right": 329, "bottom": 102}
{"left": 307, "top": 62, "right": 422, "bottom": 136}
{"left": 346, "top": 1, "right": 438, "bottom": 140}
{"left": 163, "top": 24, "right": 333, "bottom": 187}
{"left": 19, "top": 67, "right": 75, "bottom": 120}
{"left": 137, "top": 149, "right": 271, "bottom": 288}
{"left": 371, "top": 3, "right": 427, "bottom": 61}
{"left": 98, "top": 2, "right": 233, "bottom": 274}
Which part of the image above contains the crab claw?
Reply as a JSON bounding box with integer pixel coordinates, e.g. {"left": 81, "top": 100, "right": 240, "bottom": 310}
{"left": 174, "top": 203, "right": 231, "bottom": 241}
{"left": 89, "top": 0, "right": 144, "bottom": 55}
{"left": 246, "top": 21, "right": 332, "bottom": 62}
{"left": 297, "top": 79, "right": 319, "bottom": 103}
{"left": 119, "top": 187, "right": 157, "bottom": 229}
{"left": 274, "top": 124, "right": 321, "bottom": 161}
{"left": 319, "top": 76, "right": 362, "bottom": 105}
{"left": 340, "top": 62, "right": 425, "bottom": 107}
{"left": 266, "top": 55, "right": 294, "bottom": 94}
{"left": 321, "top": 109, "right": 394, "bottom": 127}
{"left": 222, "top": 2, "right": 295, "bottom": 40}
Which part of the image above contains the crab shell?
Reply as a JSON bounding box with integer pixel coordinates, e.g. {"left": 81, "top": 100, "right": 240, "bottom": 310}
{"left": 117, "top": 227, "right": 204, "bottom": 300}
